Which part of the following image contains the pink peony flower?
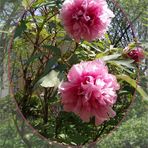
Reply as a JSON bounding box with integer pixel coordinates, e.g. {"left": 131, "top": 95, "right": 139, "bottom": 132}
{"left": 124, "top": 47, "right": 144, "bottom": 62}
{"left": 59, "top": 60, "right": 120, "bottom": 125}
{"left": 60, "top": 0, "right": 114, "bottom": 42}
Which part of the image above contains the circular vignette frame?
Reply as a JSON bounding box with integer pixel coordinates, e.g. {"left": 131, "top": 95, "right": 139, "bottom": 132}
{"left": 6, "top": 0, "right": 140, "bottom": 147}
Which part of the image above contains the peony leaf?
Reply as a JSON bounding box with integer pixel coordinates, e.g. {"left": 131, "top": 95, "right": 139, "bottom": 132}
{"left": 108, "top": 61, "right": 133, "bottom": 74}
{"left": 40, "top": 70, "right": 60, "bottom": 88}
{"left": 59, "top": 134, "right": 66, "bottom": 139}
{"left": 144, "top": 51, "right": 148, "bottom": 58}
{"left": 0, "top": 30, "right": 9, "bottom": 34}
{"left": 14, "top": 20, "right": 27, "bottom": 38}
{"left": 80, "top": 43, "right": 91, "bottom": 50}
{"left": 22, "top": 0, "right": 32, "bottom": 9}
{"left": 100, "top": 54, "right": 121, "bottom": 61}
{"left": 96, "top": 52, "right": 106, "bottom": 58}
{"left": 25, "top": 52, "right": 46, "bottom": 65}
{"left": 117, "top": 74, "right": 148, "bottom": 101}
{"left": 43, "top": 57, "right": 57, "bottom": 75}
{"left": 109, "top": 60, "right": 135, "bottom": 69}
{"left": 32, "top": 0, "right": 45, "bottom": 8}
{"left": 32, "top": 57, "right": 58, "bottom": 90}
{"left": 43, "top": 45, "right": 61, "bottom": 58}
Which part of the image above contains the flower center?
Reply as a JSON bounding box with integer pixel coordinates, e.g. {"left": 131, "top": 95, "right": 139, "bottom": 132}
{"left": 77, "top": 76, "right": 95, "bottom": 99}
{"left": 83, "top": 76, "right": 94, "bottom": 84}
{"left": 72, "top": 9, "right": 91, "bottom": 23}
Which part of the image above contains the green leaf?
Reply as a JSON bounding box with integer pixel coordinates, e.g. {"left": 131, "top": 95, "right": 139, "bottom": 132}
{"left": 59, "top": 134, "right": 67, "bottom": 139}
{"left": 22, "top": 0, "right": 32, "bottom": 9}
{"left": 108, "top": 61, "right": 133, "bottom": 74}
{"left": 40, "top": 70, "right": 60, "bottom": 88}
{"left": 96, "top": 42, "right": 104, "bottom": 50}
{"left": 96, "top": 52, "right": 106, "bottom": 58}
{"left": 32, "top": 57, "right": 57, "bottom": 90}
{"left": 109, "top": 60, "right": 135, "bottom": 69}
{"left": 83, "top": 41, "right": 102, "bottom": 52}
{"left": 43, "top": 57, "right": 57, "bottom": 75}
{"left": 70, "top": 134, "right": 87, "bottom": 144}
{"left": 44, "top": 1, "right": 56, "bottom": 8}
{"left": 80, "top": 43, "right": 91, "bottom": 50}
{"left": 0, "top": 30, "right": 9, "bottom": 34}
{"left": 100, "top": 54, "right": 121, "bottom": 61}
{"left": 56, "top": 64, "right": 67, "bottom": 72}
{"left": 14, "top": 20, "right": 27, "bottom": 38}
{"left": 32, "top": 0, "right": 45, "bottom": 8}
{"left": 144, "top": 51, "right": 148, "bottom": 58}
{"left": 69, "top": 54, "right": 80, "bottom": 65}
{"left": 43, "top": 45, "right": 61, "bottom": 58}
{"left": 25, "top": 52, "right": 47, "bottom": 65}
{"left": 117, "top": 74, "right": 148, "bottom": 100}
{"left": 104, "top": 33, "right": 111, "bottom": 44}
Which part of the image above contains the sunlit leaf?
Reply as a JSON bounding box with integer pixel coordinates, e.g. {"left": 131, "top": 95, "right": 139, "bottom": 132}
{"left": 109, "top": 60, "right": 135, "bottom": 69}
{"left": 40, "top": 70, "right": 60, "bottom": 88}
{"left": 117, "top": 74, "right": 148, "bottom": 100}
{"left": 22, "top": 0, "right": 33, "bottom": 9}
{"left": 80, "top": 43, "right": 91, "bottom": 50}
{"left": 108, "top": 61, "right": 133, "bottom": 74}
{"left": 32, "top": 0, "right": 45, "bottom": 8}
{"left": 32, "top": 57, "right": 58, "bottom": 90}
{"left": 100, "top": 54, "right": 121, "bottom": 61}
{"left": 0, "top": 30, "right": 9, "bottom": 34}
{"left": 96, "top": 52, "right": 106, "bottom": 58}
{"left": 43, "top": 57, "right": 58, "bottom": 75}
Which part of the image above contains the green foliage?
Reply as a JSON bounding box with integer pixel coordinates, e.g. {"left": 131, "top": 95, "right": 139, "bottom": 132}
{"left": 42, "top": 45, "right": 61, "bottom": 58}
{"left": 14, "top": 20, "right": 27, "bottom": 38}
{"left": 25, "top": 52, "right": 47, "bottom": 66}
{"left": 8, "top": 0, "right": 148, "bottom": 146}
{"left": 117, "top": 75, "right": 148, "bottom": 100}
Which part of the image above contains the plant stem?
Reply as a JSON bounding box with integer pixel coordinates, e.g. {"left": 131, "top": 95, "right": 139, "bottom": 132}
{"left": 43, "top": 88, "right": 49, "bottom": 124}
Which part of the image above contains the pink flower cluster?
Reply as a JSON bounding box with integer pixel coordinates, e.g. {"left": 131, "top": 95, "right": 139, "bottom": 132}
{"left": 124, "top": 47, "right": 144, "bottom": 62}
{"left": 59, "top": 60, "right": 120, "bottom": 125}
{"left": 60, "top": 0, "right": 114, "bottom": 42}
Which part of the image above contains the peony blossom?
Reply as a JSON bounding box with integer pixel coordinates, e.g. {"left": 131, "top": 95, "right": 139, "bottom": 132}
{"left": 60, "top": 0, "right": 114, "bottom": 42}
{"left": 124, "top": 47, "right": 144, "bottom": 62}
{"left": 59, "top": 60, "right": 120, "bottom": 125}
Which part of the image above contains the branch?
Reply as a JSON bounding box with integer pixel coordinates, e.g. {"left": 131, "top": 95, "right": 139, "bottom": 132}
{"left": 114, "top": 12, "right": 143, "bottom": 47}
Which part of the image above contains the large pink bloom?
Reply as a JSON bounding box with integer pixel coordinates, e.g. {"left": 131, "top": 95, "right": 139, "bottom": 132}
{"left": 60, "top": 0, "right": 114, "bottom": 42}
{"left": 59, "top": 60, "right": 120, "bottom": 125}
